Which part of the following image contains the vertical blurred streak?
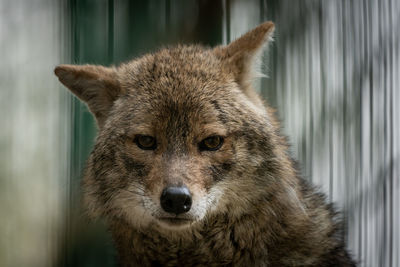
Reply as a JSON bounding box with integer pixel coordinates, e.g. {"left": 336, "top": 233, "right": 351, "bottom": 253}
{"left": 57, "top": 1, "right": 72, "bottom": 266}
{"left": 391, "top": 4, "right": 399, "bottom": 267}
{"left": 165, "top": 0, "right": 170, "bottom": 32}
{"left": 389, "top": 0, "right": 394, "bottom": 262}
{"left": 379, "top": 2, "right": 386, "bottom": 264}
{"left": 386, "top": 0, "right": 393, "bottom": 257}
{"left": 318, "top": 1, "right": 331, "bottom": 198}
{"left": 386, "top": 2, "right": 392, "bottom": 260}
{"left": 391, "top": 2, "right": 400, "bottom": 266}
{"left": 222, "top": 0, "right": 231, "bottom": 45}
{"left": 382, "top": 0, "right": 393, "bottom": 264}
{"left": 259, "top": 0, "right": 265, "bottom": 24}
{"left": 225, "top": 0, "right": 230, "bottom": 43}
{"left": 360, "top": 0, "right": 368, "bottom": 264}
{"left": 340, "top": 0, "right": 351, "bottom": 243}
{"left": 342, "top": 0, "right": 357, "bottom": 256}
{"left": 65, "top": 2, "right": 75, "bottom": 264}
{"left": 306, "top": 1, "right": 315, "bottom": 190}
{"left": 338, "top": 0, "right": 348, "bottom": 240}
{"left": 368, "top": 1, "right": 375, "bottom": 265}
{"left": 355, "top": 0, "right": 364, "bottom": 262}
{"left": 108, "top": 0, "right": 114, "bottom": 63}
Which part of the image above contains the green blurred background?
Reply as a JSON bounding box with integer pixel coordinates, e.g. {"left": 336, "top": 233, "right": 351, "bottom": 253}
{"left": 0, "top": 0, "right": 399, "bottom": 266}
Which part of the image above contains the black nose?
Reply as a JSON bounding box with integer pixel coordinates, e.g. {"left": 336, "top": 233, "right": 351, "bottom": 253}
{"left": 160, "top": 186, "right": 192, "bottom": 215}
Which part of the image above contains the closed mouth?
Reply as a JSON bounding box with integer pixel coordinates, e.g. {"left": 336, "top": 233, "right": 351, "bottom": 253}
{"left": 158, "top": 217, "right": 193, "bottom": 226}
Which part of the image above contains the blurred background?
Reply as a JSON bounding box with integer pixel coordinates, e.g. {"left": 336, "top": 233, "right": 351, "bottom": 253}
{"left": 0, "top": 0, "right": 399, "bottom": 266}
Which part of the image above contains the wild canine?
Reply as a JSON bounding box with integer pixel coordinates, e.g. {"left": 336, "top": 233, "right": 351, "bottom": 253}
{"left": 55, "top": 22, "right": 355, "bottom": 266}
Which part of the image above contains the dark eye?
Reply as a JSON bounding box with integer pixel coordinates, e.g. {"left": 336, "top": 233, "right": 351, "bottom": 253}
{"left": 135, "top": 135, "right": 157, "bottom": 150}
{"left": 199, "top": 136, "right": 224, "bottom": 151}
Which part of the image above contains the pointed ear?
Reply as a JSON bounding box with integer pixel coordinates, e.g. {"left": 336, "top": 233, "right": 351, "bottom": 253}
{"left": 214, "top": 21, "right": 274, "bottom": 91}
{"left": 54, "top": 64, "right": 121, "bottom": 128}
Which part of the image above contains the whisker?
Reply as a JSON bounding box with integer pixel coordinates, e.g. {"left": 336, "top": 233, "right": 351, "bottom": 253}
{"left": 120, "top": 188, "right": 147, "bottom": 197}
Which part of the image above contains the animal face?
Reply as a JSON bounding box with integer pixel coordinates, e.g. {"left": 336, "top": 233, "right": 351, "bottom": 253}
{"left": 55, "top": 22, "right": 279, "bottom": 230}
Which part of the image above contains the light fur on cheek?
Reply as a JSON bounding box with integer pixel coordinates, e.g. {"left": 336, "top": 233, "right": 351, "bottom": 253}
{"left": 111, "top": 185, "right": 154, "bottom": 228}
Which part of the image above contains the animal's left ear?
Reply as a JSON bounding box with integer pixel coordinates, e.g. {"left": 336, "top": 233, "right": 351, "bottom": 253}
{"left": 214, "top": 21, "right": 274, "bottom": 91}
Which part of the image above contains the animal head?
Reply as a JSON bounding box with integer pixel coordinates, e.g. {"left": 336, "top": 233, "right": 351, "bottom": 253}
{"left": 55, "top": 22, "right": 295, "bottom": 231}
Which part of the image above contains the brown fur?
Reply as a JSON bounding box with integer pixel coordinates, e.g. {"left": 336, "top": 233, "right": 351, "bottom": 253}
{"left": 55, "top": 22, "right": 356, "bottom": 266}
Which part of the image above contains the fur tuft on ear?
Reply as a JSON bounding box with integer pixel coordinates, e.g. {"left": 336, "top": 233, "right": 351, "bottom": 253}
{"left": 54, "top": 64, "right": 121, "bottom": 128}
{"left": 214, "top": 21, "right": 275, "bottom": 92}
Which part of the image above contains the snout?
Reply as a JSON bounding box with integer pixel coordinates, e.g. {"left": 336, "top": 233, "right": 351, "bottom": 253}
{"left": 160, "top": 185, "right": 192, "bottom": 215}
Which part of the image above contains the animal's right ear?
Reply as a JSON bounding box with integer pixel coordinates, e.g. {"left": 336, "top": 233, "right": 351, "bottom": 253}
{"left": 54, "top": 64, "right": 121, "bottom": 128}
{"left": 213, "top": 21, "right": 274, "bottom": 93}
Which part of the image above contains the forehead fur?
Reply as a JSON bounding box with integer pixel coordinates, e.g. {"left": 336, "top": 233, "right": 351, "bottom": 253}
{"left": 118, "top": 45, "right": 233, "bottom": 101}
{"left": 108, "top": 46, "right": 254, "bottom": 134}
{"left": 111, "top": 45, "right": 270, "bottom": 131}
